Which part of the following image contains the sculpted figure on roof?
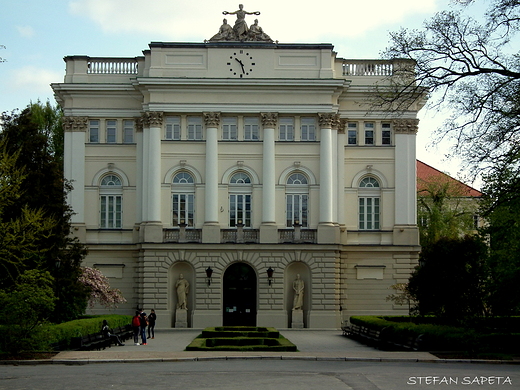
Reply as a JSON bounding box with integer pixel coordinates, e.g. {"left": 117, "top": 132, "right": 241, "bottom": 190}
{"left": 209, "top": 5, "right": 273, "bottom": 42}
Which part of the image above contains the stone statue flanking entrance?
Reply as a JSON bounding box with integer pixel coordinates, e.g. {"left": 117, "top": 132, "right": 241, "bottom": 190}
{"left": 175, "top": 274, "right": 189, "bottom": 328}
{"left": 291, "top": 274, "right": 304, "bottom": 328}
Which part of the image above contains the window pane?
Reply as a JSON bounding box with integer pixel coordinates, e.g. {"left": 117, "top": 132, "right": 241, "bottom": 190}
{"left": 222, "top": 117, "right": 237, "bottom": 140}
{"left": 279, "top": 117, "right": 294, "bottom": 141}
{"left": 106, "top": 120, "right": 117, "bottom": 143}
{"left": 89, "top": 120, "right": 99, "bottom": 143}
{"left": 244, "top": 117, "right": 259, "bottom": 140}
{"left": 187, "top": 117, "right": 202, "bottom": 140}
{"left": 166, "top": 117, "right": 181, "bottom": 140}
{"left": 301, "top": 117, "right": 316, "bottom": 141}
{"left": 123, "top": 120, "right": 134, "bottom": 143}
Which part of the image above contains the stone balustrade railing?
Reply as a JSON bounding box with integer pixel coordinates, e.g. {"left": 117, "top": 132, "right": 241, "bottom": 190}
{"left": 87, "top": 58, "right": 140, "bottom": 74}
{"left": 341, "top": 59, "right": 415, "bottom": 77}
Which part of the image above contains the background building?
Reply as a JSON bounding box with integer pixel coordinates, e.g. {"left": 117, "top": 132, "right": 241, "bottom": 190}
{"left": 52, "top": 17, "right": 425, "bottom": 328}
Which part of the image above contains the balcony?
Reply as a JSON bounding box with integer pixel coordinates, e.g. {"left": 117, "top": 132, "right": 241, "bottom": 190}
{"left": 163, "top": 227, "right": 317, "bottom": 244}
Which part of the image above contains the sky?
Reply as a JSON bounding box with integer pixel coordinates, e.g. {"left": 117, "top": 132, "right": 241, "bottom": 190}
{"left": 1, "top": 0, "right": 474, "bottom": 186}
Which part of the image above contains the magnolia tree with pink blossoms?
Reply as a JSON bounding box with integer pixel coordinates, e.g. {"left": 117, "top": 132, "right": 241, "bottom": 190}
{"left": 78, "top": 267, "right": 126, "bottom": 309}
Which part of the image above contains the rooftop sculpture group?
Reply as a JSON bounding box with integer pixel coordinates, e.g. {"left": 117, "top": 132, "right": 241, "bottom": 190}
{"left": 209, "top": 4, "right": 273, "bottom": 42}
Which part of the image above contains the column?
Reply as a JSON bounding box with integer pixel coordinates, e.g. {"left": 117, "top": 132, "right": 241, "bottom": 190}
{"left": 393, "top": 118, "right": 420, "bottom": 246}
{"left": 260, "top": 113, "right": 278, "bottom": 243}
{"left": 202, "top": 112, "right": 221, "bottom": 243}
{"left": 337, "top": 119, "right": 347, "bottom": 229}
{"left": 62, "top": 116, "right": 87, "bottom": 240}
{"left": 142, "top": 112, "right": 164, "bottom": 242}
{"left": 135, "top": 117, "right": 144, "bottom": 224}
{"left": 317, "top": 113, "right": 340, "bottom": 244}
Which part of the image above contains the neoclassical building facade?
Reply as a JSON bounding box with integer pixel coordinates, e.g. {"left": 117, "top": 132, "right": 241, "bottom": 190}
{"left": 53, "top": 25, "right": 424, "bottom": 328}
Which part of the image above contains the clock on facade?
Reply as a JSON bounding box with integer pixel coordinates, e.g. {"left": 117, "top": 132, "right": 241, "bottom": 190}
{"left": 227, "top": 50, "right": 255, "bottom": 78}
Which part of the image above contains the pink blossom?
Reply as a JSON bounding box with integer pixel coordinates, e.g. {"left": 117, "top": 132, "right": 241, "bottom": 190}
{"left": 78, "top": 267, "right": 127, "bottom": 309}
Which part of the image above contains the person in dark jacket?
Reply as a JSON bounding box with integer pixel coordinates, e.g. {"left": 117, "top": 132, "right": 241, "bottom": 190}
{"left": 102, "top": 320, "right": 124, "bottom": 346}
{"left": 147, "top": 309, "right": 157, "bottom": 339}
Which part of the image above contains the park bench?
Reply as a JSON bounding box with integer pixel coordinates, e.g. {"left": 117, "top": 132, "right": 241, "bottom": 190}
{"left": 342, "top": 320, "right": 422, "bottom": 351}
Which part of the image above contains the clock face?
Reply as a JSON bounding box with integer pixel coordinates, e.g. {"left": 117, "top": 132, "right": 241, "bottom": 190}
{"left": 227, "top": 50, "right": 255, "bottom": 78}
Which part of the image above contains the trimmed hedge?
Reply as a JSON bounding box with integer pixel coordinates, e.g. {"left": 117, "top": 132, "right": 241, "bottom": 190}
{"left": 0, "top": 315, "right": 133, "bottom": 353}
{"left": 349, "top": 316, "right": 520, "bottom": 353}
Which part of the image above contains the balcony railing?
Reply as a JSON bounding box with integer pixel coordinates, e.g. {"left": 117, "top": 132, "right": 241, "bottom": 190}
{"left": 163, "top": 228, "right": 317, "bottom": 244}
{"left": 87, "top": 58, "right": 140, "bottom": 74}
{"left": 164, "top": 228, "right": 202, "bottom": 243}
{"left": 278, "top": 229, "right": 317, "bottom": 244}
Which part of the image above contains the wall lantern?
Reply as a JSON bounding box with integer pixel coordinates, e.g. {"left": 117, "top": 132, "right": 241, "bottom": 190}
{"left": 267, "top": 267, "right": 274, "bottom": 286}
{"left": 205, "top": 267, "right": 213, "bottom": 286}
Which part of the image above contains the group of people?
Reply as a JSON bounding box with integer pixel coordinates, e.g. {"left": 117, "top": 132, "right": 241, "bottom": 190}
{"left": 132, "top": 308, "right": 157, "bottom": 346}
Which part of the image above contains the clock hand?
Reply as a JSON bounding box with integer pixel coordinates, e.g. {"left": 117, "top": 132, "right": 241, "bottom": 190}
{"left": 235, "top": 58, "right": 245, "bottom": 73}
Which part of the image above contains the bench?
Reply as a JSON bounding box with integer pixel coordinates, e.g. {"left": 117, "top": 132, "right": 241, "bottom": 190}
{"left": 342, "top": 321, "right": 422, "bottom": 351}
{"left": 113, "top": 325, "right": 133, "bottom": 342}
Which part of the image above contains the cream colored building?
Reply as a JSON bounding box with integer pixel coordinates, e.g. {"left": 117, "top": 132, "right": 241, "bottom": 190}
{"left": 52, "top": 19, "right": 425, "bottom": 328}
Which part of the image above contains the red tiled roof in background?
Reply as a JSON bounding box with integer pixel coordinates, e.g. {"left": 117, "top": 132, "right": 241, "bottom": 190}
{"left": 417, "top": 160, "right": 482, "bottom": 197}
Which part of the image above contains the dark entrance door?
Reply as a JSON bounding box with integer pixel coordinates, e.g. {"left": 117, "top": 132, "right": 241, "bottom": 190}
{"left": 223, "top": 263, "right": 257, "bottom": 326}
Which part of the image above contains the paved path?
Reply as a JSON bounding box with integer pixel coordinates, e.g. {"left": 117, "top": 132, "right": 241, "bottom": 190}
{"left": 51, "top": 329, "right": 440, "bottom": 364}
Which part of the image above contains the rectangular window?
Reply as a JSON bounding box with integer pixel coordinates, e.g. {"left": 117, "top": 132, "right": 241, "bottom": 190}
{"left": 364, "top": 123, "right": 374, "bottom": 145}
{"left": 286, "top": 194, "right": 308, "bottom": 227}
{"left": 100, "top": 195, "right": 122, "bottom": 228}
{"left": 229, "top": 194, "right": 251, "bottom": 227}
{"left": 187, "top": 116, "right": 203, "bottom": 140}
{"left": 172, "top": 193, "right": 195, "bottom": 227}
{"left": 382, "top": 123, "right": 391, "bottom": 145}
{"left": 89, "top": 120, "right": 99, "bottom": 143}
{"left": 165, "top": 116, "right": 181, "bottom": 140}
{"left": 123, "top": 120, "right": 134, "bottom": 143}
{"left": 222, "top": 117, "right": 238, "bottom": 140}
{"left": 279, "top": 117, "right": 294, "bottom": 141}
{"left": 300, "top": 117, "right": 316, "bottom": 141}
{"left": 106, "top": 120, "right": 117, "bottom": 143}
{"left": 359, "top": 197, "right": 380, "bottom": 230}
{"left": 244, "top": 117, "right": 259, "bottom": 140}
{"left": 347, "top": 122, "right": 357, "bottom": 145}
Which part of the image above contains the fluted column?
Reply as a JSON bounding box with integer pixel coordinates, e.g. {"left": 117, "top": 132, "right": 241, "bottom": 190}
{"left": 203, "top": 112, "right": 220, "bottom": 225}
{"left": 261, "top": 113, "right": 277, "bottom": 224}
{"left": 393, "top": 118, "right": 420, "bottom": 245}
{"left": 62, "top": 116, "right": 88, "bottom": 227}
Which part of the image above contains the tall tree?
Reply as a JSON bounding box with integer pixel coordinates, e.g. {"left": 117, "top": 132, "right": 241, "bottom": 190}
{"left": 417, "top": 173, "right": 477, "bottom": 246}
{"left": 0, "top": 103, "right": 88, "bottom": 322}
{"left": 381, "top": 0, "right": 520, "bottom": 181}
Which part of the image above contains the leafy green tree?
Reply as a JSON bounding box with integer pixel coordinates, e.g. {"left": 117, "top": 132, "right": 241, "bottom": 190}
{"left": 408, "top": 236, "right": 489, "bottom": 320}
{"left": 417, "top": 173, "right": 477, "bottom": 246}
{"left": 0, "top": 103, "right": 88, "bottom": 322}
{"left": 479, "top": 168, "right": 520, "bottom": 315}
{"left": 0, "top": 270, "right": 56, "bottom": 353}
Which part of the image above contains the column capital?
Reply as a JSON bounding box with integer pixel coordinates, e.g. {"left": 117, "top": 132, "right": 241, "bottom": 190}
{"left": 142, "top": 111, "right": 164, "bottom": 127}
{"left": 261, "top": 112, "right": 278, "bottom": 128}
{"left": 62, "top": 116, "right": 88, "bottom": 132}
{"left": 203, "top": 112, "right": 221, "bottom": 127}
{"left": 393, "top": 118, "right": 419, "bottom": 134}
{"left": 135, "top": 117, "right": 144, "bottom": 132}
{"left": 318, "top": 113, "right": 339, "bottom": 128}
{"left": 338, "top": 118, "right": 347, "bottom": 134}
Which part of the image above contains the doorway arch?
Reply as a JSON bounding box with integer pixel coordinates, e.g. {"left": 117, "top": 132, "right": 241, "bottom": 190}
{"left": 223, "top": 263, "right": 257, "bottom": 326}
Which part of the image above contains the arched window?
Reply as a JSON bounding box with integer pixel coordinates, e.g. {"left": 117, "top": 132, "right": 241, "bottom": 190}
{"left": 172, "top": 172, "right": 195, "bottom": 227}
{"left": 229, "top": 172, "right": 252, "bottom": 227}
{"left": 358, "top": 176, "right": 380, "bottom": 230}
{"left": 286, "top": 172, "right": 309, "bottom": 227}
{"left": 100, "top": 174, "right": 123, "bottom": 229}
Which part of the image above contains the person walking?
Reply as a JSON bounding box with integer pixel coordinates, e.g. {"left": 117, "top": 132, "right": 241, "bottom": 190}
{"left": 148, "top": 309, "right": 157, "bottom": 339}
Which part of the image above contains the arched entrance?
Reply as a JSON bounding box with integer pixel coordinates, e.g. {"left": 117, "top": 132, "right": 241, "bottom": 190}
{"left": 223, "top": 263, "right": 257, "bottom": 326}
